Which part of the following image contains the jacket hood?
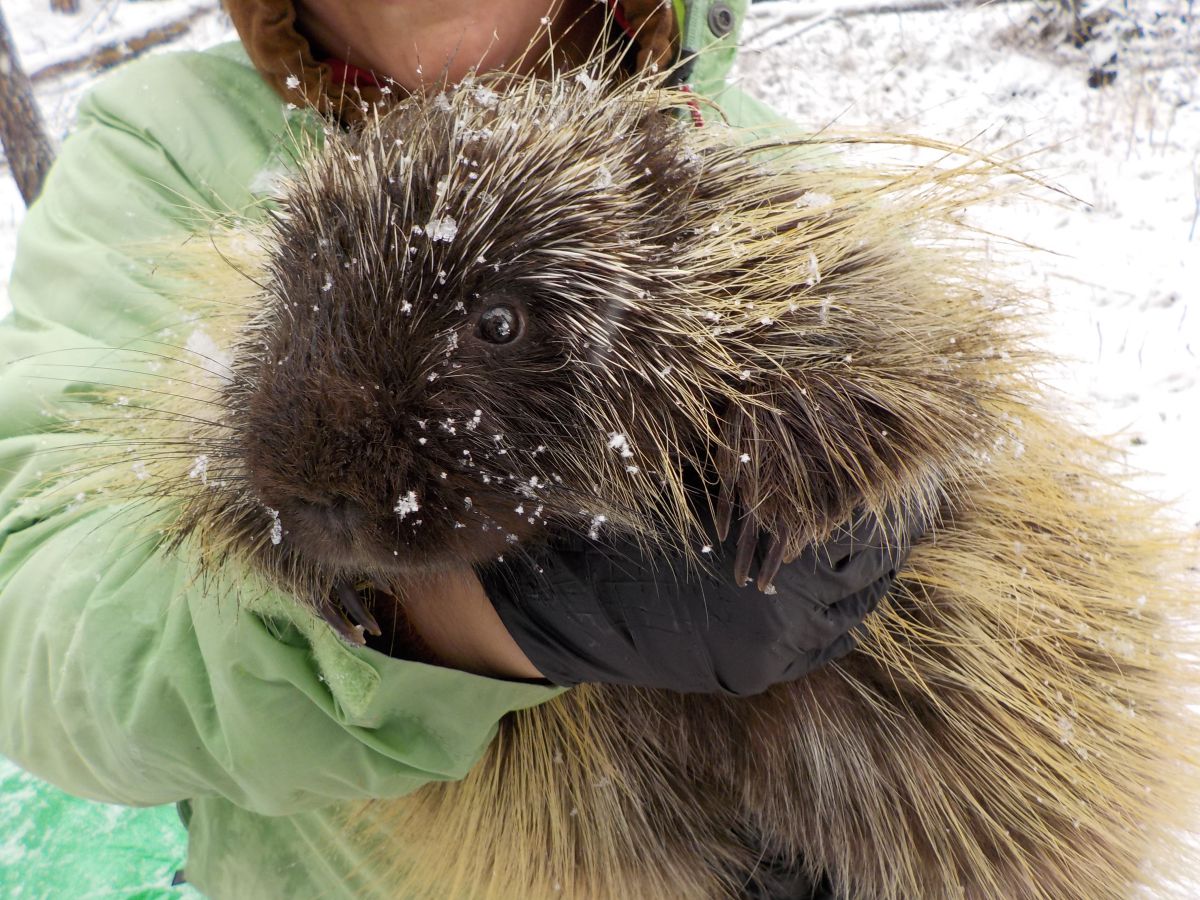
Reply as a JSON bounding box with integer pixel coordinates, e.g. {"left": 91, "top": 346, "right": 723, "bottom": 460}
{"left": 222, "top": 0, "right": 710, "bottom": 123}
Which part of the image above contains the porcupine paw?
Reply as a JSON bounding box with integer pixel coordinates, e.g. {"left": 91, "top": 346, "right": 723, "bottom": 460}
{"left": 711, "top": 406, "right": 850, "bottom": 595}
{"left": 684, "top": 456, "right": 787, "bottom": 593}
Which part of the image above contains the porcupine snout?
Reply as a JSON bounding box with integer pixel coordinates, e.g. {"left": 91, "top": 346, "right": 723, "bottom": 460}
{"left": 286, "top": 495, "right": 367, "bottom": 535}
{"left": 232, "top": 300, "right": 535, "bottom": 576}
{"left": 234, "top": 356, "right": 410, "bottom": 569}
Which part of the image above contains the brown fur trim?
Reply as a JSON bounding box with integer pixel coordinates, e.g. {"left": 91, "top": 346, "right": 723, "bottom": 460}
{"left": 619, "top": 0, "right": 679, "bottom": 72}
{"left": 222, "top": 0, "right": 385, "bottom": 124}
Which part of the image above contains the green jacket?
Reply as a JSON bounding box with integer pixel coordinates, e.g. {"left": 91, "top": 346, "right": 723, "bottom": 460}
{"left": 0, "top": 4, "right": 791, "bottom": 896}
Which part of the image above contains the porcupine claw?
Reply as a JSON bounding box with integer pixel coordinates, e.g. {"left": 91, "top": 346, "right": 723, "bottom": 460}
{"left": 714, "top": 407, "right": 747, "bottom": 543}
{"left": 757, "top": 532, "right": 788, "bottom": 594}
{"left": 714, "top": 489, "right": 735, "bottom": 543}
{"left": 337, "top": 579, "right": 382, "bottom": 637}
{"left": 318, "top": 594, "right": 367, "bottom": 646}
{"left": 732, "top": 512, "right": 760, "bottom": 588}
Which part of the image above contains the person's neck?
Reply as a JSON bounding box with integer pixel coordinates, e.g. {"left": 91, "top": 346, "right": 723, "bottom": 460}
{"left": 295, "top": 0, "right": 606, "bottom": 95}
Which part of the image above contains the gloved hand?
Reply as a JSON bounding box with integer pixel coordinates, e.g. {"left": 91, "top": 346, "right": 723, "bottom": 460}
{"left": 480, "top": 506, "right": 921, "bottom": 696}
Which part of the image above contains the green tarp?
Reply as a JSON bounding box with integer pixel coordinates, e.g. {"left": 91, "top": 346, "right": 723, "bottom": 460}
{"left": 1, "top": 756, "right": 199, "bottom": 899}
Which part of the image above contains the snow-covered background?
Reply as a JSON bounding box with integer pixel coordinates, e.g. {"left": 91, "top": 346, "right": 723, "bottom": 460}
{"left": 0, "top": 0, "right": 230, "bottom": 306}
{"left": 735, "top": 0, "right": 1199, "bottom": 530}
{"left": 2, "top": 0, "right": 1196, "bottom": 524}
{"left": 0, "top": 0, "right": 1197, "bottom": 894}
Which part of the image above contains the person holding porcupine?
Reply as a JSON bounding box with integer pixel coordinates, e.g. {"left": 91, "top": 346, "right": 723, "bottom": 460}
{"left": 0, "top": 1, "right": 911, "bottom": 897}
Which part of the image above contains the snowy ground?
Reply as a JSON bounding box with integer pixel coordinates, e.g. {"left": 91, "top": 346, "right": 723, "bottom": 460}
{"left": 0, "top": 0, "right": 231, "bottom": 313}
{"left": 734, "top": 0, "right": 1200, "bottom": 529}
{"left": 0, "top": 0, "right": 1198, "bottom": 895}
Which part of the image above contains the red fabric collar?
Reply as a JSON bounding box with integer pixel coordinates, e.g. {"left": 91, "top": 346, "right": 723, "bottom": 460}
{"left": 324, "top": 57, "right": 380, "bottom": 89}
{"left": 607, "top": 0, "right": 634, "bottom": 38}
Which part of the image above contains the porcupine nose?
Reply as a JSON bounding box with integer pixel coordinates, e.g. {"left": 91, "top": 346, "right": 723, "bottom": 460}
{"left": 291, "top": 496, "right": 367, "bottom": 533}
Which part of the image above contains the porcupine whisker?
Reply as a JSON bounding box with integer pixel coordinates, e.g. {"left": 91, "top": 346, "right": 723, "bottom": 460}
{"left": 49, "top": 424, "right": 232, "bottom": 455}
{"left": 140, "top": 280, "right": 261, "bottom": 307}
{"left": 21, "top": 372, "right": 233, "bottom": 407}
{"left": 50, "top": 458, "right": 186, "bottom": 483}
{"left": 90, "top": 453, "right": 242, "bottom": 482}
{"left": 18, "top": 441, "right": 235, "bottom": 463}
{"left": 57, "top": 400, "right": 231, "bottom": 431}
{"left": 78, "top": 474, "right": 227, "bottom": 525}
{"left": 174, "top": 475, "right": 250, "bottom": 489}
{"left": 44, "top": 461, "right": 239, "bottom": 496}
{"left": 7, "top": 341, "right": 231, "bottom": 368}
{"left": 104, "top": 343, "right": 237, "bottom": 380}
{"left": 27, "top": 443, "right": 229, "bottom": 468}
{"left": 45, "top": 458, "right": 240, "bottom": 494}
{"left": 13, "top": 320, "right": 244, "bottom": 373}
{"left": 14, "top": 365, "right": 227, "bottom": 397}
{"left": 201, "top": 224, "right": 273, "bottom": 294}
{"left": 39, "top": 465, "right": 179, "bottom": 498}
{"left": 75, "top": 510, "right": 187, "bottom": 564}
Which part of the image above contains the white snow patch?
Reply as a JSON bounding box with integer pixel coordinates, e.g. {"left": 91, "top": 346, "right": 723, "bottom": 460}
{"left": 471, "top": 85, "right": 499, "bottom": 109}
{"left": 805, "top": 251, "right": 820, "bottom": 287}
{"left": 607, "top": 432, "right": 634, "bottom": 458}
{"left": 796, "top": 191, "right": 834, "bottom": 208}
{"left": 187, "top": 454, "right": 209, "bottom": 484}
{"left": 267, "top": 507, "right": 282, "bottom": 545}
{"left": 574, "top": 69, "right": 602, "bottom": 93}
{"left": 587, "top": 513, "right": 607, "bottom": 540}
{"left": 394, "top": 490, "right": 420, "bottom": 519}
{"left": 426, "top": 215, "right": 459, "bottom": 242}
{"left": 185, "top": 327, "right": 233, "bottom": 381}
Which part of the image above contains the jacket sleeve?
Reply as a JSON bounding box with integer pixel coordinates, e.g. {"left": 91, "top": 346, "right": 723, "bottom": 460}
{"left": 0, "top": 50, "right": 562, "bottom": 817}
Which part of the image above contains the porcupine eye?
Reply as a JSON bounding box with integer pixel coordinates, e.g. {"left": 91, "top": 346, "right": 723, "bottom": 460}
{"left": 478, "top": 305, "right": 523, "bottom": 344}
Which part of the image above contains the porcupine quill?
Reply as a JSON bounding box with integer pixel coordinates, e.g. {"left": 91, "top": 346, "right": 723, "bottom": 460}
{"left": 51, "top": 60, "right": 1200, "bottom": 900}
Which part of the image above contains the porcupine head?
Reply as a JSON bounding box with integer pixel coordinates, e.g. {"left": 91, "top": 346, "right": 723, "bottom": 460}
{"left": 134, "top": 66, "right": 1021, "bottom": 629}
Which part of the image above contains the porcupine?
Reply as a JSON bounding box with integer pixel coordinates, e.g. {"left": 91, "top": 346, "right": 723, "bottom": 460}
{"left": 74, "top": 67, "right": 1200, "bottom": 899}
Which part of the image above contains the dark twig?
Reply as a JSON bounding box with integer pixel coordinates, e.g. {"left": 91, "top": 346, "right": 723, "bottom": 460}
{"left": 0, "top": 2, "right": 55, "bottom": 205}
{"left": 30, "top": 3, "right": 217, "bottom": 84}
{"left": 746, "top": 0, "right": 1035, "bottom": 51}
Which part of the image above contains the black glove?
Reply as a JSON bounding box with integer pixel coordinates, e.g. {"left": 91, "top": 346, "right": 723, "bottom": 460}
{"left": 481, "top": 507, "right": 919, "bottom": 696}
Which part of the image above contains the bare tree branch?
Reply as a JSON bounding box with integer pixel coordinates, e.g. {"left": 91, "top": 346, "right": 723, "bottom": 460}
{"left": 0, "top": 2, "right": 55, "bottom": 206}
{"left": 31, "top": 4, "right": 217, "bottom": 84}
{"left": 746, "top": 0, "right": 1035, "bottom": 51}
